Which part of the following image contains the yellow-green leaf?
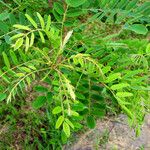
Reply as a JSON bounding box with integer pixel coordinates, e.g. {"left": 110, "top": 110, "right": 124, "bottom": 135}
{"left": 30, "top": 32, "right": 35, "bottom": 47}
{"left": 16, "top": 73, "right": 25, "bottom": 77}
{"left": 25, "top": 36, "right": 30, "bottom": 52}
{"left": 46, "top": 15, "right": 51, "bottom": 31}
{"left": 52, "top": 106, "right": 62, "bottom": 114}
{"left": 25, "top": 14, "right": 37, "bottom": 28}
{"left": 146, "top": 43, "right": 150, "bottom": 54}
{"left": 105, "top": 73, "right": 121, "bottom": 83}
{"left": 65, "top": 118, "right": 74, "bottom": 129}
{"left": 13, "top": 24, "right": 31, "bottom": 31}
{"left": 37, "top": 12, "right": 45, "bottom": 29}
{"left": 63, "top": 122, "right": 70, "bottom": 137}
{"left": 116, "top": 92, "right": 133, "bottom": 97}
{"left": 111, "top": 83, "right": 130, "bottom": 90}
{"left": 14, "top": 38, "right": 23, "bottom": 50}
{"left": 55, "top": 115, "right": 64, "bottom": 129}
{"left": 18, "top": 67, "right": 31, "bottom": 73}
{"left": 38, "top": 31, "right": 45, "bottom": 43}
{"left": 11, "top": 33, "right": 24, "bottom": 40}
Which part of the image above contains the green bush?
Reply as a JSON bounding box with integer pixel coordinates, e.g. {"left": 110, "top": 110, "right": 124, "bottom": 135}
{"left": 0, "top": 0, "right": 149, "bottom": 149}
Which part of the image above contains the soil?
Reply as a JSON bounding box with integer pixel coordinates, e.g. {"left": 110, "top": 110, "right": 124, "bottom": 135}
{"left": 64, "top": 115, "right": 150, "bottom": 150}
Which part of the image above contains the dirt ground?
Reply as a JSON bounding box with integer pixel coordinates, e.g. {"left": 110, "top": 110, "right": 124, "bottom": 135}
{"left": 64, "top": 115, "right": 150, "bottom": 150}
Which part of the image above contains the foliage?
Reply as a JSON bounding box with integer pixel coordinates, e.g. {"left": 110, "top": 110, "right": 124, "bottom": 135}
{"left": 0, "top": 0, "right": 149, "bottom": 149}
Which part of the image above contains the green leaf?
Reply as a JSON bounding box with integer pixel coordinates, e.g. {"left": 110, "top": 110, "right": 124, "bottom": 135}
{"left": 70, "top": 110, "right": 79, "bottom": 116}
{"left": 47, "top": 92, "right": 52, "bottom": 103}
{"left": 67, "top": 9, "right": 85, "bottom": 17}
{"left": 16, "top": 73, "right": 25, "bottom": 77}
{"left": 54, "top": 2, "right": 64, "bottom": 15}
{"left": 18, "top": 67, "right": 31, "bottom": 73}
{"left": 14, "top": 38, "right": 23, "bottom": 50}
{"left": 65, "top": 0, "right": 87, "bottom": 7}
{"left": 25, "top": 36, "right": 29, "bottom": 52}
{"left": 146, "top": 43, "right": 150, "bottom": 54}
{"left": 72, "top": 102, "right": 86, "bottom": 111}
{"left": 10, "top": 50, "right": 18, "bottom": 65}
{"left": 32, "top": 96, "right": 47, "bottom": 109}
{"left": 11, "top": 33, "right": 24, "bottom": 40}
{"left": 9, "top": 13, "right": 17, "bottom": 25}
{"left": 0, "top": 12, "right": 9, "bottom": 21}
{"left": 124, "top": 24, "right": 148, "bottom": 35}
{"left": 38, "top": 31, "right": 45, "bottom": 43}
{"left": 86, "top": 116, "right": 96, "bottom": 129}
{"left": 111, "top": 83, "right": 130, "bottom": 90}
{"left": 102, "top": 66, "right": 111, "bottom": 74}
{"left": 116, "top": 92, "right": 133, "bottom": 97}
{"left": 34, "top": 86, "right": 48, "bottom": 93}
{"left": 63, "top": 122, "right": 70, "bottom": 137}
{"left": 61, "top": 131, "right": 68, "bottom": 144}
{"left": 30, "top": 32, "right": 35, "bottom": 47}
{"left": 36, "top": 12, "right": 45, "bottom": 29}
{"left": 0, "top": 93, "right": 7, "bottom": 102}
{"left": 120, "top": 104, "right": 133, "bottom": 119}
{"left": 4, "top": 35, "right": 11, "bottom": 44}
{"left": 55, "top": 115, "right": 64, "bottom": 129}
{"left": 13, "top": 24, "right": 31, "bottom": 31}
{"left": 46, "top": 15, "right": 51, "bottom": 31}
{"left": 65, "top": 118, "right": 74, "bottom": 129}
{"left": 25, "top": 14, "right": 37, "bottom": 28}
{"left": 52, "top": 106, "right": 62, "bottom": 114}
{"left": 2, "top": 52, "right": 10, "bottom": 69}
{"left": 105, "top": 73, "right": 121, "bottom": 83}
{"left": 0, "top": 70, "right": 10, "bottom": 83}
{"left": 0, "top": 21, "right": 9, "bottom": 33}
{"left": 92, "top": 108, "right": 105, "bottom": 118}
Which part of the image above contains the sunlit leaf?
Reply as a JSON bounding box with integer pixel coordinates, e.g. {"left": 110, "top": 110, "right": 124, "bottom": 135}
{"left": 46, "top": 15, "right": 51, "bottom": 31}
{"left": 14, "top": 38, "right": 23, "bottom": 50}
{"left": 63, "top": 122, "right": 70, "bottom": 137}
{"left": 13, "top": 24, "right": 31, "bottom": 31}
{"left": 25, "top": 14, "right": 37, "bottom": 28}
{"left": 37, "top": 12, "right": 45, "bottom": 29}
{"left": 25, "top": 36, "right": 30, "bottom": 52}
{"left": 52, "top": 106, "right": 62, "bottom": 114}
{"left": 30, "top": 32, "right": 35, "bottom": 47}
{"left": 116, "top": 92, "right": 133, "bottom": 97}
{"left": 38, "top": 31, "right": 45, "bottom": 43}
{"left": 55, "top": 115, "right": 64, "bottom": 129}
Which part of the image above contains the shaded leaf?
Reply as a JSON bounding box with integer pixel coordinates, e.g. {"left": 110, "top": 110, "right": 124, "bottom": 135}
{"left": 65, "top": 0, "right": 87, "bottom": 7}
{"left": 32, "top": 96, "right": 47, "bottom": 109}
{"left": 86, "top": 115, "right": 96, "bottom": 129}
{"left": 0, "top": 93, "right": 7, "bottom": 102}
{"left": 124, "top": 24, "right": 148, "bottom": 35}
{"left": 2, "top": 52, "right": 10, "bottom": 69}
